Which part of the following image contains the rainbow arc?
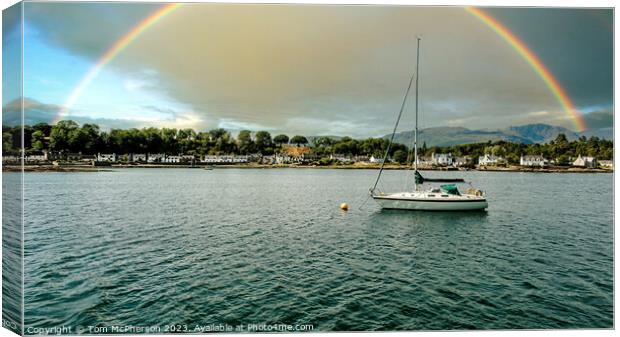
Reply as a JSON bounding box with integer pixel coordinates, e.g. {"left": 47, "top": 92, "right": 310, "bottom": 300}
{"left": 57, "top": 5, "right": 586, "bottom": 132}
{"left": 55, "top": 3, "right": 182, "bottom": 122}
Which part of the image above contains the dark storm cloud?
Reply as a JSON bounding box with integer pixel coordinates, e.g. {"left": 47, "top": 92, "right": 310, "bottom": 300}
{"left": 582, "top": 110, "right": 613, "bottom": 130}
{"left": 485, "top": 7, "right": 613, "bottom": 109}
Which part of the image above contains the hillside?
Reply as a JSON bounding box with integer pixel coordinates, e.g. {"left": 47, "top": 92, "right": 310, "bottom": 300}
{"left": 386, "top": 123, "right": 608, "bottom": 147}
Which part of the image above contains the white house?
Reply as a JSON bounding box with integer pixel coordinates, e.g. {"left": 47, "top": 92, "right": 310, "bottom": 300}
{"left": 202, "top": 155, "right": 249, "bottom": 164}
{"left": 415, "top": 156, "right": 433, "bottom": 167}
{"left": 330, "top": 154, "right": 352, "bottom": 163}
{"left": 572, "top": 155, "right": 597, "bottom": 168}
{"left": 520, "top": 154, "right": 548, "bottom": 167}
{"left": 128, "top": 153, "right": 147, "bottom": 162}
{"left": 432, "top": 153, "right": 453, "bottom": 166}
{"left": 274, "top": 154, "right": 300, "bottom": 164}
{"left": 163, "top": 155, "right": 182, "bottom": 163}
{"left": 180, "top": 155, "right": 196, "bottom": 162}
{"left": 147, "top": 153, "right": 165, "bottom": 163}
{"left": 479, "top": 154, "right": 502, "bottom": 166}
{"left": 97, "top": 153, "right": 117, "bottom": 162}
{"left": 25, "top": 154, "right": 47, "bottom": 162}
{"left": 202, "top": 155, "right": 222, "bottom": 163}
{"left": 599, "top": 160, "right": 613, "bottom": 169}
{"left": 369, "top": 156, "right": 384, "bottom": 163}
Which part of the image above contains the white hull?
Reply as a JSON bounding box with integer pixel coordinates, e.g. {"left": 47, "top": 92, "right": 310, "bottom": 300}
{"left": 372, "top": 192, "right": 488, "bottom": 211}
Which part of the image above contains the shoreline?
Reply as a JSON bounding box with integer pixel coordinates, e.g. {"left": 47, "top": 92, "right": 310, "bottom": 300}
{"left": 3, "top": 163, "right": 613, "bottom": 173}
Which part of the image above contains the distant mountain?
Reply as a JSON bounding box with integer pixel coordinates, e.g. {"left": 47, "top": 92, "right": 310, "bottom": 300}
{"left": 385, "top": 123, "right": 611, "bottom": 147}
{"left": 506, "top": 124, "right": 579, "bottom": 143}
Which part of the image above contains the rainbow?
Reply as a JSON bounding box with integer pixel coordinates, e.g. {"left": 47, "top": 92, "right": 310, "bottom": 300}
{"left": 55, "top": 3, "right": 183, "bottom": 122}
{"left": 57, "top": 4, "right": 586, "bottom": 132}
{"left": 466, "top": 7, "right": 586, "bottom": 132}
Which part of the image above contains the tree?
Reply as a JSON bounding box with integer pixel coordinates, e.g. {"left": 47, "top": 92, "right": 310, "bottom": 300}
{"left": 142, "top": 127, "right": 164, "bottom": 153}
{"left": 3, "top": 131, "right": 13, "bottom": 154}
{"left": 76, "top": 123, "right": 101, "bottom": 154}
{"left": 49, "top": 120, "right": 79, "bottom": 152}
{"left": 31, "top": 130, "right": 46, "bottom": 152}
{"left": 393, "top": 149, "right": 408, "bottom": 164}
{"left": 237, "top": 130, "right": 255, "bottom": 154}
{"left": 209, "top": 128, "right": 235, "bottom": 154}
{"left": 255, "top": 131, "right": 273, "bottom": 154}
{"left": 161, "top": 128, "right": 179, "bottom": 154}
{"left": 178, "top": 128, "right": 197, "bottom": 154}
{"left": 314, "top": 136, "right": 335, "bottom": 147}
{"left": 273, "top": 134, "right": 289, "bottom": 147}
{"left": 290, "top": 135, "right": 308, "bottom": 147}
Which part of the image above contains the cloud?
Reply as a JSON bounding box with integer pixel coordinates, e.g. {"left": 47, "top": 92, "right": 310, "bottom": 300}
{"left": 123, "top": 69, "right": 161, "bottom": 92}
{"left": 582, "top": 110, "right": 613, "bottom": 130}
{"left": 23, "top": 4, "right": 613, "bottom": 135}
{"left": 217, "top": 119, "right": 275, "bottom": 132}
{"left": 2, "top": 97, "right": 208, "bottom": 131}
{"left": 526, "top": 110, "right": 550, "bottom": 117}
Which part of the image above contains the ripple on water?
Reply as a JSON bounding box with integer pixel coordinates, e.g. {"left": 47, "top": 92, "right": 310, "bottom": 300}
{"left": 19, "top": 169, "right": 613, "bottom": 330}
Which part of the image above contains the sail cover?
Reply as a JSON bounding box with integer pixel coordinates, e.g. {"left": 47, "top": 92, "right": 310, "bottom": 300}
{"left": 440, "top": 184, "right": 461, "bottom": 195}
{"left": 415, "top": 171, "right": 465, "bottom": 184}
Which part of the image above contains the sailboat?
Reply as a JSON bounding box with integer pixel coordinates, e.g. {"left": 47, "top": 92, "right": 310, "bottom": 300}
{"left": 370, "top": 38, "right": 488, "bottom": 211}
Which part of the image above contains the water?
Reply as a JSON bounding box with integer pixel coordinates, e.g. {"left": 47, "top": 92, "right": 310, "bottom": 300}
{"left": 15, "top": 168, "right": 613, "bottom": 331}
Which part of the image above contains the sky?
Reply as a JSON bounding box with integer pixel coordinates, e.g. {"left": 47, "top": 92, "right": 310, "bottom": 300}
{"left": 2, "top": 2, "right": 614, "bottom": 137}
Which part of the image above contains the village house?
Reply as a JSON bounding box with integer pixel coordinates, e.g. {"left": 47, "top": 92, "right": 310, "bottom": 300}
{"left": 369, "top": 155, "right": 384, "bottom": 163}
{"left": 128, "top": 153, "right": 147, "bottom": 162}
{"left": 43, "top": 150, "right": 60, "bottom": 161}
{"left": 180, "top": 155, "right": 196, "bottom": 163}
{"left": 163, "top": 155, "right": 182, "bottom": 163}
{"left": 97, "top": 153, "right": 117, "bottom": 162}
{"left": 65, "top": 152, "right": 83, "bottom": 161}
{"left": 330, "top": 154, "right": 352, "bottom": 163}
{"left": 2, "top": 155, "right": 20, "bottom": 163}
{"left": 431, "top": 152, "right": 453, "bottom": 166}
{"left": 147, "top": 153, "right": 165, "bottom": 163}
{"left": 479, "top": 154, "right": 503, "bottom": 166}
{"left": 25, "top": 154, "right": 47, "bottom": 162}
{"left": 452, "top": 156, "right": 470, "bottom": 167}
{"left": 572, "top": 155, "right": 597, "bottom": 168}
{"left": 520, "top": 154, "right": 548, "bottom": 167}
{"left": 352, "top": 155, "right": 370, "bottom": 163}
{"left": 301, "top": 153, "right": 319, "bottom": 162}
{"left": 274, "top": 153, "right": 300, "bottom": 164}
{"left": 599, "top": 160, "right": 613, "bottom": 169}
{"left": 202, "top": 155, "right": 249, "bottom": 164}
{"left": 415, "top": 156, "right": 433, "bottom": 167}
{"left": 232, "top": 155, "right": 249, "bottom": 163}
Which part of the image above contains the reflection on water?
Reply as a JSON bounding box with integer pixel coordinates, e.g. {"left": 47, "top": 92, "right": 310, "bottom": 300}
{"left": 20, "top": 168, "right": 613, "bottom": 331}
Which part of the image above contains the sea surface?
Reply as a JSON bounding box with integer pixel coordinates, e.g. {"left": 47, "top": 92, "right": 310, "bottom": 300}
{"left": 14, "top": 168, "right": 614, "bottom": 332}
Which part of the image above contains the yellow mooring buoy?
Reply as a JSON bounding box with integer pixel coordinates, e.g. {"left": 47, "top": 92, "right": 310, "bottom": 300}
{"left": 340, "top": 202, "right": 349, "bottom": 211}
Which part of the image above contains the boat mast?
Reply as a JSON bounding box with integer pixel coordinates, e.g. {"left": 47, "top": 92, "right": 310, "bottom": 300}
{"left": 370, "top": 38, "right": 418, "bottom": 196}
{"left": 414, "top": 37, "right": 420, "bottom": 191}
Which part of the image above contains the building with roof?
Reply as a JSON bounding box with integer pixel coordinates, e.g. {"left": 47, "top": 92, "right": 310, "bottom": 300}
{"left": 520, "top": 154, "right": 548, "bottom": 167}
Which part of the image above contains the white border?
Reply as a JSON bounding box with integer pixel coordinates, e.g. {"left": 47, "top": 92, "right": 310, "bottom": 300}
{"left": 0, "top": 1, "right": 615, "bottom": 337}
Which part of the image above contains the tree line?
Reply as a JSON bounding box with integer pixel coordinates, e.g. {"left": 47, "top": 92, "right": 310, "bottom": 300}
{"left": 2, "top": 121, "right": 613, "bottom": 165}
{"left": 425, "top": 133, "right": 612, "bottom": 165}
